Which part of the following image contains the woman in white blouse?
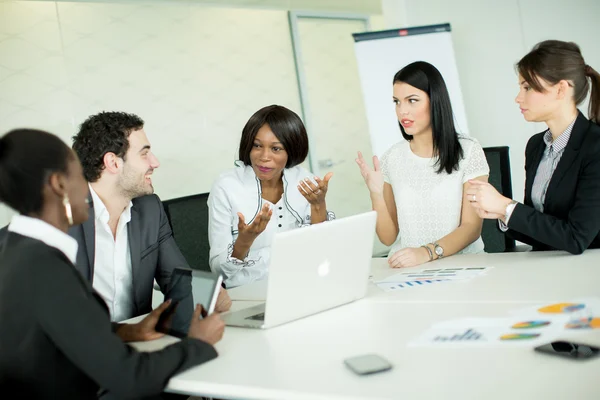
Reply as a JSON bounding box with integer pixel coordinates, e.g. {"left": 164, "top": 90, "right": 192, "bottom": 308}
{"left": 356, "top": 61, "right": 489, "bottom": 268}
{"left": 208, "top": 105, "right": 335, "bottom": 288}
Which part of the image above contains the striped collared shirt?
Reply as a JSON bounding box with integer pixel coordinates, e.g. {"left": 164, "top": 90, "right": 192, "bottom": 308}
{"left": 530, "top": 118, "right": 576, "bottom": 212}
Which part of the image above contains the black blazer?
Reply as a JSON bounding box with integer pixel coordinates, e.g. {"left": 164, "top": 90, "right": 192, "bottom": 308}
{"left": 0, "top": 194, "right": 195, "bottom": 330}
{"left": 69, "top": 194, "right": 193, "bottom": 325}
{"left": 506, "top": 112, "right": 600, "bottom": 254}
{"left": 0, "top": 232, "right": 217, "bottom": 399}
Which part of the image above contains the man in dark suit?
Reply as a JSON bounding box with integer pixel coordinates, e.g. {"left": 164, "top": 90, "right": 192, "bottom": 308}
{"left": 70, "top": 111, "right": 231, "bottom": 329}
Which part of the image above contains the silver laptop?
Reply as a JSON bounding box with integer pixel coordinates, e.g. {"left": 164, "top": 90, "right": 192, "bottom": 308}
{"left": 222, "top": 211, "right": 376, "bottom": 329}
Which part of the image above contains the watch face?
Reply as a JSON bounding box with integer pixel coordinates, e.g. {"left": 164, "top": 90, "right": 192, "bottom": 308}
{"left": 435, "top": 246, "right": 443, "bottom": 256}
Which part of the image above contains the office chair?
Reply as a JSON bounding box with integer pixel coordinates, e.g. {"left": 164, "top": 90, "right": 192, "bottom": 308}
{"left": 162, "top": 192, "right": 212, "bottom": 272}
{"left": 481, "top": 146, "right": 516, "bottom": 253}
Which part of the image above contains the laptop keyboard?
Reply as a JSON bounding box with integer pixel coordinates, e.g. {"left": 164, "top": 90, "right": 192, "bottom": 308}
{"left": 245, "top": 312, "right": 265, "bottom": 321}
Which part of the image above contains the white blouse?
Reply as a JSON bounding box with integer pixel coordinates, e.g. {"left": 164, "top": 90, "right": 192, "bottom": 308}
{"left": 380, "top": 135, "right": 489, "bottom": 256}
{"left": 8, "top": 215, "right": 78, "bottom": 265}
{"left": 208, "top": 163, "right": 334, "bottom": 288}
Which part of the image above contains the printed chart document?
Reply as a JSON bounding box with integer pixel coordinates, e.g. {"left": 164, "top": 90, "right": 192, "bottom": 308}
{"left": 375, "top": 266, "right": 493, "bottom": 292}
{"left": 409, "top": 297, "right": 600, "bottom": 347}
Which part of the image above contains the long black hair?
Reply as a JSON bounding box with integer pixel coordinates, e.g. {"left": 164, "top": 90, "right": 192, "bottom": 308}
{"left": 394, "top": 61, "right": 463, "bottom": 174}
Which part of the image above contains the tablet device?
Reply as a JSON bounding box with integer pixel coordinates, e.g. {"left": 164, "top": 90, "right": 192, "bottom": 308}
{"left": 156, "top": 268, "right": 223, "bottom": 337}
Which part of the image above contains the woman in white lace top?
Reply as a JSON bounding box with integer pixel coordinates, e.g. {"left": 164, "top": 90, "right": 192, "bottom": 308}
{"left": 356, "top": 61, "right": 490, "bottom": 268}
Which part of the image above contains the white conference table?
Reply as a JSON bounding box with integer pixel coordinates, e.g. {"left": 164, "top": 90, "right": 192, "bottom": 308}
{"left": 133, "top": 250, "right": 600, "bottom": 400}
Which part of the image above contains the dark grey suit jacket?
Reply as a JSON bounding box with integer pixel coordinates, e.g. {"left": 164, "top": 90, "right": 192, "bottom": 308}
{"left": 68, "top": 193, "right": 194, "bottom": 328}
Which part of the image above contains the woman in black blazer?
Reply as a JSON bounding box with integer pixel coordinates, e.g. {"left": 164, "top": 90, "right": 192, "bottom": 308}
{"left": 467, "top": 40, "right": 600, "bottom": 254}
{"left": 0, "top": 129, "right": 225, "bottom": 399}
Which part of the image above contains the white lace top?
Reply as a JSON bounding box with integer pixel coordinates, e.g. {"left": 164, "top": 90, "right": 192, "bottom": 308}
{"left": 380, "top": 135, "right": 489, "bottom": 256}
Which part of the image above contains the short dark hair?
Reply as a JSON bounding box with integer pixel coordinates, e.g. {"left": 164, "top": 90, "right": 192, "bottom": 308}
{"left": 393, "top": 61, "right": 463, "bottom": 174}
{"left": 238, "top": 105, "right": 309, "bottom": 168}
{"left": 0, "top": 129, "right": 72, "bottom": 215}
{"left": 72, "top": 111, "right": 144, "bottom": 182}
{"left": 517, "top": 40, "right": 600, "bottom": 123}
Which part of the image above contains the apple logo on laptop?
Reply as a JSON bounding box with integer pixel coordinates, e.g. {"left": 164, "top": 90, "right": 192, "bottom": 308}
{"left": 317, "top": 260, "right": 330, "bottom": 277}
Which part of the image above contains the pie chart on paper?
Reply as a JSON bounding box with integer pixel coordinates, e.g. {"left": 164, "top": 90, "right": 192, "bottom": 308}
{"left": 511, "top": 320, "right": 551, "bottom": 329}
{"left": 537, "top": 303, "right": 585, "bottom": 313}
{"left": 499, "top": 333, "right": 541, "bottom": 340}
{"left": 565, "top": 318, "right": 600, "bottom": 329}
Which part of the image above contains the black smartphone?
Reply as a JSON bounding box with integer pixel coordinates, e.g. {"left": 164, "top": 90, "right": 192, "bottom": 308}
{"left": 534, "top": 341, "right": 600, "bottom": 360}
{"left": 344, "top": 354, "right": 393, "bottom": 375}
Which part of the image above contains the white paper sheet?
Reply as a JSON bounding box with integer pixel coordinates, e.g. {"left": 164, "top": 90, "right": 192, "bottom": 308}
{"left": 376, "top": 266, "right": 493, "bottom": 284}
{"left": 408, "top": 316, "right": 568, "bottom": 348}
{"left": 509, "top": 297, "right": 600, "bottom": 331}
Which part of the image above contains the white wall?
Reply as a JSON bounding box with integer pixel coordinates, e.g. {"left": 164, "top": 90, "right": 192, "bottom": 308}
{"left": 381, "top": 0, "right": 600, "bottom": 200}
{"left": 0, "top": 1, "right": 296, "bottom": 224}
{"left": 0, "top": 0, "right": 382, "bottom": 226}
{"left": 4, "top": 0, "right": 598, "bottom": 227}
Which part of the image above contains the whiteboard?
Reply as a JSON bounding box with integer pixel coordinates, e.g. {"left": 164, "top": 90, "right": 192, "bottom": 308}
{"left": 353, "top": 24, "right": 469, "bottom": 157}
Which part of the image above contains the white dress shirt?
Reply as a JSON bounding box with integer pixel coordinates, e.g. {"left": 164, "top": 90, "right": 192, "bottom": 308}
{"left": 208, "top": 163, "right": 335, "bottom": 288}
{"left": 89, "top": 185, "right": 135, "bottom": 322}
{"left": 8, "top": 215, "right": 78, "bottom": 264}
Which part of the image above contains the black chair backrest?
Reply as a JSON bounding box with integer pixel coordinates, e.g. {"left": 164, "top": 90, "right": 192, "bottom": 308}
{"left": 162, "top": 192, "right": 211, "bottom": 272}
{"left": 481, "top": 146, "right": 516, "bottom": 253}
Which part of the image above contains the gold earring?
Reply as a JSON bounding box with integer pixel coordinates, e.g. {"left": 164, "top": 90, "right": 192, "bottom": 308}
{"left": 63, "top": 195, "right": 73, "bottom": 226}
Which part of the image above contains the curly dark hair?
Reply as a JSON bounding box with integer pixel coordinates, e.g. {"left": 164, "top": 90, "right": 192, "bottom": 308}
{"left": 72, "top": 111, "right": 144, "bottom": 182}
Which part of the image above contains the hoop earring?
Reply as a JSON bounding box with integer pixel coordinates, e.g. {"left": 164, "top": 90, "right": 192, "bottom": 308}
{"left": 63, "top": 195, "right": 73, "bottom": 226}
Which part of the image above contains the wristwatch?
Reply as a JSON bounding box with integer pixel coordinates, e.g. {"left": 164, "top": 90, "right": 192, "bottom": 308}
{"left": 433, "top": 242, "right": 444, "bottom": 259}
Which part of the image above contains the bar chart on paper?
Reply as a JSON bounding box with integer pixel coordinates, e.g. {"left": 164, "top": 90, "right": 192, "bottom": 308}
{"left": 409, "top": 316, "right": 566, "bottom": 347}
{"left": 374, "top": 266, "right": 493, "bottom": 292}
{"left": 433, "top": 329, "right": 483, "bottom": 341}
{"left": 376, "top": 279, "right": 448, "bottom": 292}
